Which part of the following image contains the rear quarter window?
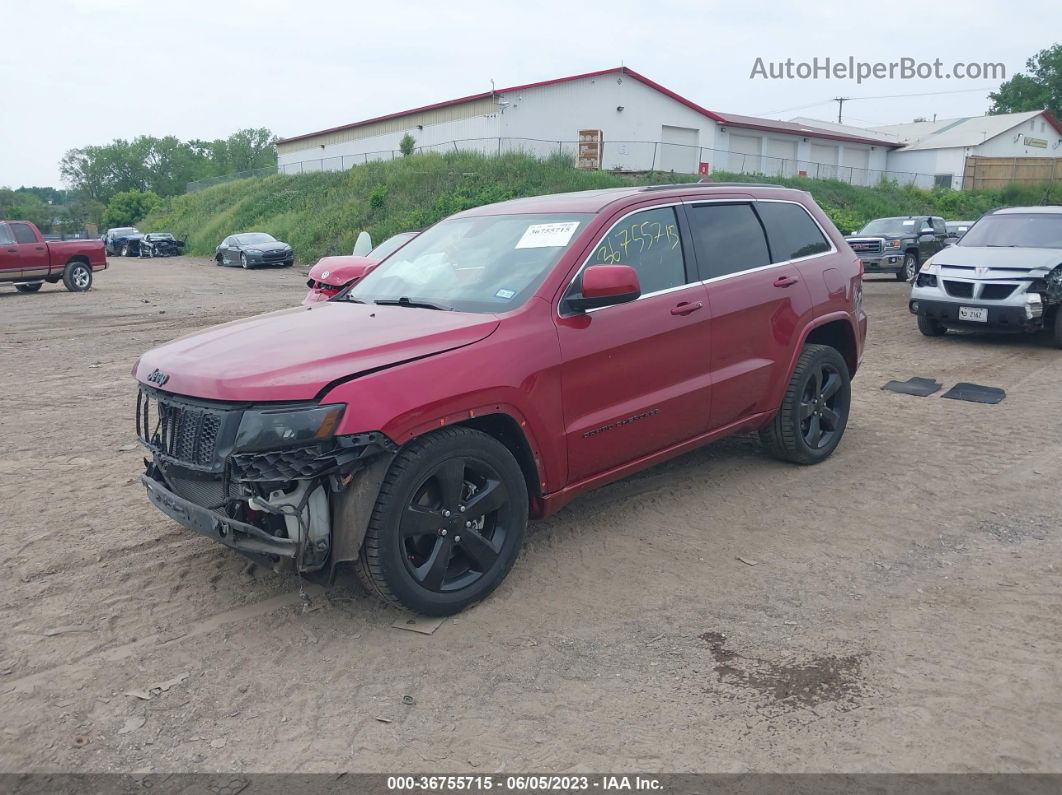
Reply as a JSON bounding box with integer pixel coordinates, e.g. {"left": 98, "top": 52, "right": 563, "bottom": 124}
{"left": 755, "top": 202, "right": 831, "bottom": 262}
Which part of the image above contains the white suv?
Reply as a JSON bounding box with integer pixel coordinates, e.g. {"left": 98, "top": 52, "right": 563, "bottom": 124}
{"left": 909, "top": 207, "right": 1062, "bottom": 347}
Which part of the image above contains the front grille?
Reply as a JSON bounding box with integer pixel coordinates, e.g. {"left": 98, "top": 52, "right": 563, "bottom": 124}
{"left": 849, "top": 240, "right": 883, "bottom": 254}
{"left": 943, "top": 280, "right": 974, "bottom": 298}
{"left": 262, "top": 250, "right": 288, "bottom": 261}
{"left": 137, "top": 388, "right": 241, "bottom": 472}
{"left": 980, "top": 284, "right": 1018, "bottom": 300}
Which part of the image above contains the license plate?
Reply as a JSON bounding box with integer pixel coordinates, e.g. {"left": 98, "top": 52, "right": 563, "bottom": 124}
{"left": 959, "top": 306, "right": 988, "bottom": 323}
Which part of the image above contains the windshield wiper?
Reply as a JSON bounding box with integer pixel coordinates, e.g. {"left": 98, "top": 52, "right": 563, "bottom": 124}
{"left": 374, "top": 297, "right": 452, "bottom": 311}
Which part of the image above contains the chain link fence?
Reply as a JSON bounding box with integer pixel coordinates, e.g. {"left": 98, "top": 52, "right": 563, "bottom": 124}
{"left": 187, "top": 137, "right": 1010, "bottom": 193}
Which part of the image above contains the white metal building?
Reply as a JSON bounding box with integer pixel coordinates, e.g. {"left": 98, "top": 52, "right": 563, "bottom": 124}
{"left": 275, "top": 67, "right": 899, "bottom": 184}
{"left": 870, "top": 111, "right": 1062, "bottom": 189}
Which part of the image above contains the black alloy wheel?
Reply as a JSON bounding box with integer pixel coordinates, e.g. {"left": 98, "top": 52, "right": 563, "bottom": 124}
{"left": 355, "top": 427, "right": 528, "bottom": 615}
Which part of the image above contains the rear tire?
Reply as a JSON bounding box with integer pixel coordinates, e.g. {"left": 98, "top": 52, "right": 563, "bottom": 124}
{"left": 62, "top": 261, "right": 92, "bottom": 292}
{"left": 353, "top": 427, "right": 528, "bottom": 616}
{"left": 15, "top": 282, "right": 43, "bottom": 293}
{"left": 918, "top": 314, "right": 946, "bottom": 337}
{"left": 759, "top": 344, "right": 851, "bottom": 465}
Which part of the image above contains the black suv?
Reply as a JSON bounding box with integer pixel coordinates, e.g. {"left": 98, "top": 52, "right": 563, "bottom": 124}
{"left": 845, "top": 216, "right": 948, "bottom": 281}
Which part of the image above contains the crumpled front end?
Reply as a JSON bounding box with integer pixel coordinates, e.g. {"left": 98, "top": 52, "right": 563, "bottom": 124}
{"left": 910, "top": 260, "right": 1062, "bottom": 332}
{"left": 135, "top": 385, "right": 394, "bottom": 573}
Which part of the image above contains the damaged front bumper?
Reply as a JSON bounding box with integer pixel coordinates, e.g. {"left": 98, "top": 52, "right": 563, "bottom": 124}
{"left": 142, "top": 473, "right": 300, "bottom": 559}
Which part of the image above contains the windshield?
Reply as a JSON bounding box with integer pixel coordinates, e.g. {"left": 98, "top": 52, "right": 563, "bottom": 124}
{"left": 150, "top": 233, "right": 174, "bottom": 240}
{"left": 237, "top": 233, "right": 277, "bottom": 245}
{"left": 369, "top": 231, "right": 418, "bottom": 261}
{"left": 112, "top": 227, "right": 139, "bottom": 236}
{"left": 347, "top": 213, "right": 591, "bottom": 313}
{"left": 857, "top": 218, "right": 922, "bottom": 236}
{"left": 959, "top": 213, "right": 1062, "bottom": 248}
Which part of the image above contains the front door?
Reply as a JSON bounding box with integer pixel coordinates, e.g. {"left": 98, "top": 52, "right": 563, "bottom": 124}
{"left": 0, "top": 223, "right": 21, "bottom": 279}
{"left": 685, "top": 201, "right": 817, "bottom": 430}
{"left": 555, "top": 204, "right": 712, "bottom": 483}
{"left": 9, "top": 222, "right": 49, "bottom": 279}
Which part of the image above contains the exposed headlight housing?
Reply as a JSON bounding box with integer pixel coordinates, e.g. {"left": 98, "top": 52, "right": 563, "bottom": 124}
{"left": 235, "top": 405, "right": 345, "bottom": 452}
{"left": 1025, "top": 294, "right": 1044, "bottom": 320}
{"left": 915, "top": 273, "right": 938, "bottom": 288}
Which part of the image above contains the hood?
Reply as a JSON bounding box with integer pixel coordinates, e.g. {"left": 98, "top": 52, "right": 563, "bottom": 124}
{"left": 308, "top": 255, "right": 379, "bottom": 287}
{"left": 928, "top": 245, "right": 1062, "bottom": 274}
{"left": 135, "top": 302, "right": 499, "bottom": 402}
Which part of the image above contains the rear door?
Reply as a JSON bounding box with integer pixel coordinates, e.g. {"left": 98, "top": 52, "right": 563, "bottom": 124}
{"left": 9, "top": 222, "right": 49, "bottom": 278}
{"left": 0, "top": 223, "right": 21, "bottom": 279}
{"left": 687, "top": 200, "right": 818, "bottom": 431}
{"left": 555, "top": 203, "right": 712, "bottom": 482}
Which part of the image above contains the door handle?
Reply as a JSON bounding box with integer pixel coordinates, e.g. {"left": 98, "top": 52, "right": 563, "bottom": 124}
{"left": 773, "top": 275, "right": 799, "bottom": 288}
{"left": 6, "top": 247, "right": 16, "bottom": 253}
{"left": 671, "top": 301, "right": 704, "bottom": 316}
{"left": 35, "top": 246, "right": 45, "bottom": 251}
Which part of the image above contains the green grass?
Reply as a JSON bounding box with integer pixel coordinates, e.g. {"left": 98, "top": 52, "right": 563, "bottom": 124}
{"left": 141, "top": 151, "right": 1062, "bottom": 264}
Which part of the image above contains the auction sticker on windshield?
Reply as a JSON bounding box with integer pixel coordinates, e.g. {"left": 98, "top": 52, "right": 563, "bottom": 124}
{"left": 515, "top": 221, "right": 580, "bottom": 249}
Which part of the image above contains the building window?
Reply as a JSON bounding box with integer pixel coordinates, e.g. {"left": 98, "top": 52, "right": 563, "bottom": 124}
{"left": 933, "top": 174, "right": 953, "bottom": 189}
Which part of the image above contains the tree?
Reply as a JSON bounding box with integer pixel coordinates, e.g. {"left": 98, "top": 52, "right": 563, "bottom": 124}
{"left": 59, "top": 128, "right": 277, "bottom": 203}
{"left": 0, "top": 188, "right": 52, "bottom": 232}
{"left": 989, "top": 43, "right": 1062, "bottom": 117}
{"left": 102, "top": 189, "right": 162, "bottom": 228}
{"left": 400, "top": 133, "right": 416, "bottom": 157}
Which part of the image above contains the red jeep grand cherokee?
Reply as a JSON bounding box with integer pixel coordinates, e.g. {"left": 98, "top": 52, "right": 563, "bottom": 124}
{"left": 134, "top": 183, "right": 866, "bottom": 615}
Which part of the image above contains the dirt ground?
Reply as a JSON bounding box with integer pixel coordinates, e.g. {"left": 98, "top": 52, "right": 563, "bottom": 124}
{"left": 1, "top": 256, "right": 1059, "bottom": 774}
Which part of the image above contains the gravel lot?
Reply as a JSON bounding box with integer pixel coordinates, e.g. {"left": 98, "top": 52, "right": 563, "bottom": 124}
{"left": 1, "top": 257, "right": 1059, "bottom": 773}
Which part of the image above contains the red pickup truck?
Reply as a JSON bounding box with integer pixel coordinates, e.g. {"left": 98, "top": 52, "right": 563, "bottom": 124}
{"left": 134, "top": 183, "right": 866, "bottom": 615}
{"left": 0, "top": 220, "right": 107, "bottom": 293}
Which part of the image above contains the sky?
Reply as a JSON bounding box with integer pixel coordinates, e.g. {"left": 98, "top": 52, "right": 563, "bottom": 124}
{"left": 3, "top": 0, "right": 1059, "bottom": 188}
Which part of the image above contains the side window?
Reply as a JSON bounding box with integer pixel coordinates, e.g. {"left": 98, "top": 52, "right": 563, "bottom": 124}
{"left": 755, "top": 202, "right": 831, "bottom": 262}
{"left": 932, "top": 218, "right": 946, "bottom": 235}
{"left": 687, "top": 203, "right": 771, "bottom": 278}
{"left": 585, "top": 206, "right": 688, "bottom": 294}
{"left": 10, "top": 223, "right": 37, "bottom": 244}
{"left": 0, "top": 224, "right": 13, "bottom": 245}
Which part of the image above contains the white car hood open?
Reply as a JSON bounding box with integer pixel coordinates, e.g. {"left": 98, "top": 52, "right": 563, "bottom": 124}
{"left": 928, "top": 245, "right": 1062, "bottom": 277}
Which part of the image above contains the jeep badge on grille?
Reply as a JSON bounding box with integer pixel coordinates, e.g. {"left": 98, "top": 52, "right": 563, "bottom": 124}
{"left": 147, "top": 368, "right": 169, "bottom": 386}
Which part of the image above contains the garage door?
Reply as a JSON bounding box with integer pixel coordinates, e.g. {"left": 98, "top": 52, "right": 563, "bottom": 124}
{"left": 659, "top": 125, "right": 699, "bottom": 174}
{"left": 729, "top": 134, "right": 762, "bottom": 174}
{"left": 810, "top": 143, "right": 838, "bottom": 179}
{"left": 766, "top": 139, "right": 798, "bottom": 176}
{"left": 842, "top": 147, "right": 870, "bottom": 185}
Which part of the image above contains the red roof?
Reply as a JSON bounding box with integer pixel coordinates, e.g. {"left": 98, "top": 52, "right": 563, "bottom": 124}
{"left": 277, "top": 67, "right": 902, "bottom": 149}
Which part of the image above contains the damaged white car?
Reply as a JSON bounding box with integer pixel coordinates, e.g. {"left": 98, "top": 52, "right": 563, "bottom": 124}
{"left": 909, "top": 206, "right": 1062, "bottom": 347}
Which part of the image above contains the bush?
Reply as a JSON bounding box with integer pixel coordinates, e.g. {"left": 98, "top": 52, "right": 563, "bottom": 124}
{"left": 399, "top": 134, "right": 416, "bottom": 157}
{"left": 103, "top": 189, "right": 162, "bottom": 228}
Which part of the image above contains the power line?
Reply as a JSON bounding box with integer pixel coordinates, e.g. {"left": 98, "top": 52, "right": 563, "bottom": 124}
{"left": 754, "top": 85, "right": 997, "bottom": 118}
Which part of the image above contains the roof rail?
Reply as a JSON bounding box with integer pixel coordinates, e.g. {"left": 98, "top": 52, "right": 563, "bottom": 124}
{"left": 639, "top": 182, "right": 788, "bottom": 192}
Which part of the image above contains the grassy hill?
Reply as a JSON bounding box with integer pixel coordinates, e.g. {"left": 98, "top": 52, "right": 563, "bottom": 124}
{"left": 141, "top": 151, "right": 1062, "bottom": 264}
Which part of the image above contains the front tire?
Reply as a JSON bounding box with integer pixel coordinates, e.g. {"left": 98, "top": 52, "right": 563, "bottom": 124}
{"left": 120, "top": 244, "right": 130, "bottom": 257}
{"left": 15, "top": 282, "right": 43, "bottom": 293}
{"left": 354, "top": 427, "right": 528, "bottom": 616}
{"left": 240, "top": 253, "right": 251, "bottom": 269}
{"left": 898, "top": 252, "right": 918, "bottom": 281}
{"left": 62, "top": 261, "right": 93, "bottom": 292}
{"left": 918, "top": 314, "right": 946, "bottom": 337}
{"left": 759, "top": 344, "right": 851, "bottom": 465}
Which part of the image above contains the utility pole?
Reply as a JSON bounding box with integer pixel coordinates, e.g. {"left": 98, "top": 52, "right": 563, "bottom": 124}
{"left": 833, "top": 97, "right": 850, "bottom": 124}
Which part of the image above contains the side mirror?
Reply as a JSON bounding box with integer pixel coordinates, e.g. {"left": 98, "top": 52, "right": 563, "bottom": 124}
{"left": 352, "top": 231, "right": 373, "bottom": 256}
{"left": 568, "top": 265, "right": 641, "bottom": 312}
